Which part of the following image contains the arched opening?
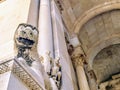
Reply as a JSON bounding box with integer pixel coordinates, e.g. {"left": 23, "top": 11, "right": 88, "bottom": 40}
{"left": 93, "top": 44, "right": 120, "bottom": 89}
{"left": 73, "top": 0, "right": 120, "bottom": 33}
{"left": 78, "top": 9, "right": 120, "bottom": 69}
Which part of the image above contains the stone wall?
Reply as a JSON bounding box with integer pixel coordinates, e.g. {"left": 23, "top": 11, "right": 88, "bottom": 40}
{"left": 0, "top": 0, "right": 30, "bottom": 60}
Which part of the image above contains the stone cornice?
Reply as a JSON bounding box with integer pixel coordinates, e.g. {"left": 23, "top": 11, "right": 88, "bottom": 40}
{"left": 0, "top": 59, "right": 13, "bottom": 74}
{"left": 0, "top": 58, "right": 44, "bottom": 90}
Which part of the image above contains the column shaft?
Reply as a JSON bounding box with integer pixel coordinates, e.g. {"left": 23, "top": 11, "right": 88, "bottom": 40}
{"left": 76, "top": 65, "right": 90, "bottom": 90}
{"left": 38, "top": 0, "right": 53, "bottom": 57}
{"left": 71, "top": 46, "right": 90, "bottom": 90}
{"left": 27, "top": 0, "right": 40, "bottom": 27}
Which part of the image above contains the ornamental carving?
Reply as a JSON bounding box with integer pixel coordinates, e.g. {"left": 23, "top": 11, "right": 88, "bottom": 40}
{"left": 0, "top": 58, "right": 44, "bottom": 90}
{"left": 99, "top": 73, "right": 120, "bottom": 90}
{"left": 70, "top": 46, "right": 87, "bottom": 67}
{"left": 14, "top": 23, "right": 38, "bottom": 66}
{"left": 71, "top": 54, "right": 85, "bottom": 67}
{"left": 40, "top": 51, "right": 62, "bottom": 90}
{"left": 14, "top": 24, "right": 62, "bottom": 90}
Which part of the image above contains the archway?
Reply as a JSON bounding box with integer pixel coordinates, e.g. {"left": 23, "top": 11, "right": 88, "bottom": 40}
{"left": 73, "top": 0, "right": 120, "bottom": 33}
{"left": 93, "top": 44, "right": 120, "bottom": 84}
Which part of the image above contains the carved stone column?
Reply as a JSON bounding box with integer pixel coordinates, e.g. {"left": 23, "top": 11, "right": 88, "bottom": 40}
{"left": 37, "top": 1, "right": 55, "bottom": 89}
{"left": 71, "top": 46, "right": 90, "bottom": 90}
{"left": 27, "top": 0, "right": 40, "bottom": 27}
{"left": 38, "top": 0, "right": 54, "bottom": 57}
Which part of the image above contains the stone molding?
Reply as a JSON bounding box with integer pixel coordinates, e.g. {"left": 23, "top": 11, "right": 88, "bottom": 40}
{"left": 0, "top": 59, "right": 13, "bottom": 74}
{"left": 0, "top": 58, "right": 44, "bottom": 90}
{"left": 40, "top": 52, "right": 62, "bottom": 89}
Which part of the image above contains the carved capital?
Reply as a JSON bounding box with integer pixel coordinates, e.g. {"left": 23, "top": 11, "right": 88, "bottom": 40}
{"left": 71, "top": 54, "right": 85, "bottom": 67}
{"left": 71, "top": 46, "right": 86, "bottom": 67}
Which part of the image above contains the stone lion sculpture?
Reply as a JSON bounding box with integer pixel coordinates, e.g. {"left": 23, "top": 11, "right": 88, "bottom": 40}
{"left": 14, "top": 23, "right": 39, "bottom": 66}
{"left": 14, "top": 23, "right": 38, "bottom": 49}
{"left": 14, "top": 23, "right": 52, "bottom": 90}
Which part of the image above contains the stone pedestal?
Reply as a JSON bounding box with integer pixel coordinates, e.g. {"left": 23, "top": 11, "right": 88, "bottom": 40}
{"left": 0, "top": 71, "right": 29, "bottom": 90}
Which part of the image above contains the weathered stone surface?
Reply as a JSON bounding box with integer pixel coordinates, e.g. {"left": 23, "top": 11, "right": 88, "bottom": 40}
{"left": 78, "top": 10, "right": 120, "bottom": 62}
{"left": 93, "top": 44, "right": 120, "bottom": 83}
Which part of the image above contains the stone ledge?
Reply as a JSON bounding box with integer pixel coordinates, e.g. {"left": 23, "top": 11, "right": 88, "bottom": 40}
{"left": 0, "top": 58, "right": 45, "bottom": 90}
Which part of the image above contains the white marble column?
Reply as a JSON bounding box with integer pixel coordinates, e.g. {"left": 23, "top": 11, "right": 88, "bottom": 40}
{"left": 75, "top": 59, "right": 90, "bottom": 90}
{"left": 71, "top": 47, "right": 90, "bottom": 90}
{"left": 37, "top": 1, "right": 54, "bottom": 89}
{"left": 27, "top": 0, "right": 40, "bottom": 27}
{"left": 38, "top": 0, "right": 53, "bottom": 57}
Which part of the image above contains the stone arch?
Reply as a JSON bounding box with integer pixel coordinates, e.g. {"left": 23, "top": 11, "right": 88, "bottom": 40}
{"left": 73, "top": 0, "right": 120, "bottom": 33}
{"left": 92, "top": 43, "right": 120, "bottom": 83}
{"left": 87, "top": 35, "right": 120, "bottom": 69}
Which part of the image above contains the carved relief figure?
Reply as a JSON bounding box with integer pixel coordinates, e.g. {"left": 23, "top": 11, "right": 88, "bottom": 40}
{"left": 40, "top": 55, "right": 62, "bottom": 89}
{"left": 14, "top": 23, "right": 62, "bottom": 90}
{"left": 14, "top": 23, "right": 51, "bottom": 89}
{"left": 42, "top": 51, "right": 53, "bottom": 75}
{"left": 51, "top": 57, "right": 62, "bottom": 88}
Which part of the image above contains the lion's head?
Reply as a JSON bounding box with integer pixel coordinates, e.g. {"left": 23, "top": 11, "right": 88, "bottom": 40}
{"left": 14, "top": 23, "right": 38, "bottom": 48}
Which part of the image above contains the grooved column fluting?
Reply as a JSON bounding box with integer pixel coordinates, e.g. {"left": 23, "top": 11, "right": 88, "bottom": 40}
{"left": 38, "top": 0, "right": 54, "bottom": 57}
